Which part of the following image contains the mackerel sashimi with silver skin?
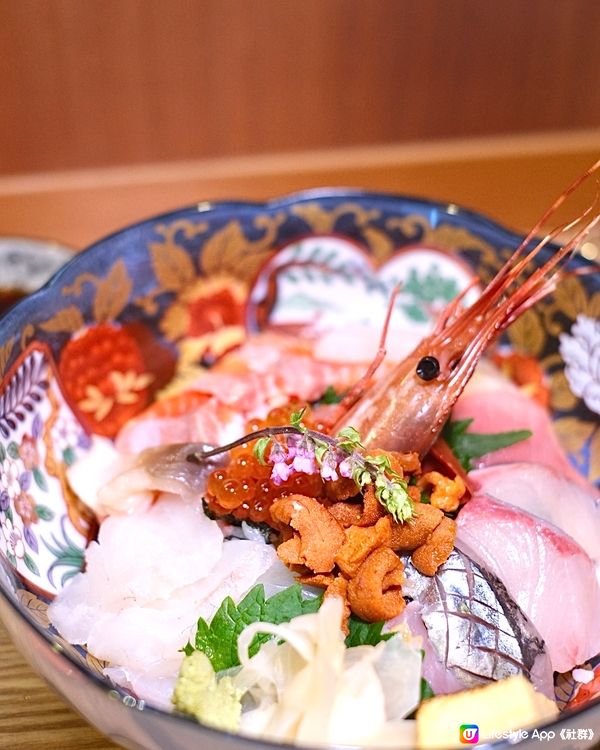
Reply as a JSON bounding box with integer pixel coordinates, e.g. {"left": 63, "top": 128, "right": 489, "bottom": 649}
{"left": 402, "top": 549, "right": 554, "bottom": 697}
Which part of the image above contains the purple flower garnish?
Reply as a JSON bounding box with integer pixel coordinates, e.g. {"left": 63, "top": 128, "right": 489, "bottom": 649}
{"left": 320, "top": 451, "right": 339, "bottom": 482}
{"left": 271, "top": 461, "right": 292, "bottom": 485}
{"left": 268, "top": 441, "right": 288, "bottom": 464}
{"left": 293, "top": 453, "right": 317, "bottom": 474}
{"left": 291, "top": 437, "right": 317, "bottom": 474}
{"left": 338, "top": 457, "right": 354, "bottom": 478}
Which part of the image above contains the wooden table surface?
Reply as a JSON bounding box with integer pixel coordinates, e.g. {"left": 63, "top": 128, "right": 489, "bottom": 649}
{"left": 0, "top": 130, "right": 599, "bottom": 750}
{"left": 0, "top": 619, "right": 119, "bottom": 750}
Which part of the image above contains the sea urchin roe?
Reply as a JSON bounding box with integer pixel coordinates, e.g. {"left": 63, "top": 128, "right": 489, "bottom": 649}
{"left": 335, "top": 517, "right": 392, "bottom": 578}
{"left": 389, "top": 503, "right": 444, "bottom": 552}
{"left": 347, "top": 546, "right": 405, "bottom": 622}
{"left": 271, "top": 494, "right": 346, "bottom": 573}
{"left": 389, "top": 503, "right": 456, "bottom": 576}
{"left": 204, "top": 402, "right": 456, "bottom": 602}
{"left": 417, "top": 471, "right": 466, "bottom": 513}
{"left": 411, "top": 516, "right": 456, "bottom": 576}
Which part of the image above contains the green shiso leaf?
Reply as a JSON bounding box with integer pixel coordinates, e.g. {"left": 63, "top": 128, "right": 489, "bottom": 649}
{"left": 191, "top": 584, "right": 322, "bottom": 672}
{"left": 442, "top": 418, "right": 532, "bottom": 472}
{"left": 189, "top": 584, "right": 396, "bottom": 672}
{"left": 345, "top": 617, "right": 394, "bottom": 648}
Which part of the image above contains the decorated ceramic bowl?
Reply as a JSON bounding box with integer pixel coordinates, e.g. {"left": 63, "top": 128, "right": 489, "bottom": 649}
{"left": 0, "top": 190, "right": 598, "bottom": 750}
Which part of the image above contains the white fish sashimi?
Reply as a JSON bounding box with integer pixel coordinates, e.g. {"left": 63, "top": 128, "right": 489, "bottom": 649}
{"left": 49, "top": 495, "right": 222, "bottom": 641}
{"left": 456, "top": 494, "right": 600, "bottom": 673}
{"left": 469, "top": 462, "right": 600, "bottom": 560}
{"left": 172, "top": 539, "right": 278, "bottom": 622}
{"left": 49, "top": 496, "right": 277, "bottom": 697}
{"left": 86, "top": 606, "right": 191, "bottom": 677}
{"left": 48, "top": 572, "right": 95, "bottom": 645}
{"left": 103, "top": 666, "right": 176, "bottom": 711}
{"left": 53, "top": 540, "right": 277, "bottom": 683}
{"left": 86, "top": 494, "right": 223, "bottom": 606}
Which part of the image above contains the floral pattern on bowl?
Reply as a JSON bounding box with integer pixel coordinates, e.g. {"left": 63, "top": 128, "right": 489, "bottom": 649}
{"left": 247, "top": 235, "right": 480, "bottom": 334}
{"left": 0, "top": 345, "right": 94, "bottom": 596}
{"left": 0, "top": 191, "right": 598, "bottom": 749}
{"left": 560, "top": 315, "right": 600, "bottom": 416}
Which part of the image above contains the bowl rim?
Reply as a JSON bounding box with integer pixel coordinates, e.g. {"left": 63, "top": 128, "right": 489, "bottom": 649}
{"left": 0, "top": 186, "right": 550, "bottom": 339}
{"left": 1, "top": 188, "right": 599, "bottom": 749}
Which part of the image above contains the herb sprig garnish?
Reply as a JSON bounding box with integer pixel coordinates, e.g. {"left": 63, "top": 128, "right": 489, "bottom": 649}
{"left": 187, "top": 410, "right": 413, "bottom": 523}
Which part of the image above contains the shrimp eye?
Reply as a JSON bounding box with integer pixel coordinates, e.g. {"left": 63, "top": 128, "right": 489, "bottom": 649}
{"left": 416, "top": 356, "right": 440, "bottom": 381}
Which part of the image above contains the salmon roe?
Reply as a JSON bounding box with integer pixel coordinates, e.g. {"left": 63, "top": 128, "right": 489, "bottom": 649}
{"left": 204, "top": 402, "right": 327, "bottom": 523}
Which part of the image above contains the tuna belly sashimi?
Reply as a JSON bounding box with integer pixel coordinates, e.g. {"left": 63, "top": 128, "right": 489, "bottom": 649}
{"left": 453, "top": 372, "right": 591, "bottom": 492}
{"left": 456, "top": 494, "right": 600, "bottom": 674}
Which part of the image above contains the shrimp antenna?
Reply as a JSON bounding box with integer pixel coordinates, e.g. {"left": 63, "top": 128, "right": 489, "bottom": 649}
{"left": 433, "top": 276, "right": 480, "bottom": 334}
{"left": 447, "top": 191, "right": 600, "bottom": 393}
{"left": 494, "top": 157, "right": 600, "bottom": 281}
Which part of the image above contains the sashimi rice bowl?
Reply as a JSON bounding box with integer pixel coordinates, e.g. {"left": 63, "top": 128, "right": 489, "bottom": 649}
{"left": 0, "top": 185, "right": 599, "bottom": 750}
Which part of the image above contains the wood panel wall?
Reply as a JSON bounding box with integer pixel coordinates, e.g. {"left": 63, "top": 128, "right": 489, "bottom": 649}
{"left": 1, "top": 0, "right": 599, "bottom": 176}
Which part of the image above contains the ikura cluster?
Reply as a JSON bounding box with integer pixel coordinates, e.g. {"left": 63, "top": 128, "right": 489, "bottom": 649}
{"left": 204, "top": 404, "right": 326, "bottom": 524}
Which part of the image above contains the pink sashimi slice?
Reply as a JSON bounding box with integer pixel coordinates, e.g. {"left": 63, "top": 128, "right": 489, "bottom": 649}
{"left": 215, "top": 335, "right": 364, "bottom": 400}
{"left": 469, "top": 462, "right": 600, "bottom": 560}
{"left": 182, "top": 371, "right": 288, "bottom": 415}
{"left": 456, "top": 494, "right": 600, "bottom": 674}
{"left": 115, "top": 398, "right": 246, "bottom": 454}
{"left": 452, "top": 386, "right": 593, "bottom": 492}
{"left": 115, "top": 331, "right": 373, "bottom": 457}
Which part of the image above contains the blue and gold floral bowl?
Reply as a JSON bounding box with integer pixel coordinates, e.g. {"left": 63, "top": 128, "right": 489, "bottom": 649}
{"left": 0, "top": 191, "right": 598, "bottom": 750}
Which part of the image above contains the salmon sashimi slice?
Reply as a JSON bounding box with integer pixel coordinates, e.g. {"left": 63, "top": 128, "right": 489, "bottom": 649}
{"left": 115, "top": 398, "right": 246, "bottom": 454}
{"left": 137, "top": 390, "right": 212, "bottom": 420}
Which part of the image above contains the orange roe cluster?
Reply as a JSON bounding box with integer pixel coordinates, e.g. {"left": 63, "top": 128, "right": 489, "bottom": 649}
{"left": 204, "top": 403, "right": 328, "bottom": 524}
